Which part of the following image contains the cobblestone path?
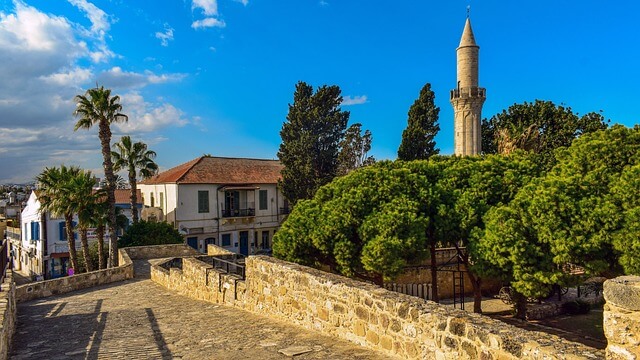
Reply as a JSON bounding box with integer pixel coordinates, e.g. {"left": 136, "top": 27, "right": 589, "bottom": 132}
{"left": 11, "top": 260, "right": 395, "bottom": 359}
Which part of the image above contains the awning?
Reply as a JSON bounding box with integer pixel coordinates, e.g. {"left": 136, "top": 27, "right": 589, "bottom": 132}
{"left": 219, "top": 186, "right": 260, "bottom": 191}
{"left": 50, "top": 252, "right": 69, "bottom": 259}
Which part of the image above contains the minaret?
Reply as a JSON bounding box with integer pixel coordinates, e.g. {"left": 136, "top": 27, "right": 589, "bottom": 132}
{"left": 450, "top": 17, "right": 485, "bottom": 156}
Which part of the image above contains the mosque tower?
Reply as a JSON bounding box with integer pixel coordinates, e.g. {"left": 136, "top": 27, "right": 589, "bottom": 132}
{"left": 450, "top": 16, "right": 485, "bottom": 156}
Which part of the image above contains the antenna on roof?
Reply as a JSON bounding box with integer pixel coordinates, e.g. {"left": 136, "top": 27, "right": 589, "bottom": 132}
{"left": 467, "top": 5, "right": 470, "bottom": 18}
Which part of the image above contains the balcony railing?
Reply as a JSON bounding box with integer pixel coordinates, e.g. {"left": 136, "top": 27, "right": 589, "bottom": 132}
{"left": 221, "top": 208, "right": 255, "bottom": 218}
{"left": 279, "top": 207, "right": 291, "bottom": 215}
{"left": 450, "top": 86, "right": 486, "bottom": 100}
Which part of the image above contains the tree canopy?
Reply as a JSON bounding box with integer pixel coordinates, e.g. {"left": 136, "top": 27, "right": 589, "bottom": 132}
{"left": 119, "top": 220, "right": 184, "bottom": 248}
{"left": 481, "top": 100, "right": 608, "bottom": 167}
{"left": 397, "top": 83, "right": 440, "bottom": 161}
{"left": 278, "top": 81, "right": 349, "bottom": 204}
{"left": 337, "top": 123, "right": 374, "bottom": 176}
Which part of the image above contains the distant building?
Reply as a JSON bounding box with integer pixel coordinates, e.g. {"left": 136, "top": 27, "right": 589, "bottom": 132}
{"left": 450, "top": 16, "right": 485, "bottom": 156}
{"left": 138, "top": 156, "right": 289, "bottom": 255}
{"left": 17, "top": 189, "right": 141, "bottom": 280}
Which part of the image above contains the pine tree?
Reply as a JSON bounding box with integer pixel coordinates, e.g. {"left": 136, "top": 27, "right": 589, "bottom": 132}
{"left": 278, "top": 81, "right": 349, "bottom": 204}
{"left": 397, "top": 83, "right": 440, "bottom": 160}
{"left": 337, "top": 123, "right": 375, "bottom": 176}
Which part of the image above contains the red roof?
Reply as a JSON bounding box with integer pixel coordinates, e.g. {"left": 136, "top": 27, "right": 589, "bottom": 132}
{"left": 140, "top": 156, "right": 283, "bottom": 185}
{"left": 114, "top": 189, "right": 142, "bottom": 204}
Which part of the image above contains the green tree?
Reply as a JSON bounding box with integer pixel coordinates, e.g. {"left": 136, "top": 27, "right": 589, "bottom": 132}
{"left": 36, "top": 166, "right": 82, "bottom": 272}
{"left": 70, "top": 170, "right": 102, "bottom": 273}
{"left": 477, "top": 125, "right": 640, "bottom": 318}
{"left": 481, "top": 100, "right": 608, "bottom": 167}
{"left": 397, "top": 83, "right": 440, "bottom": 161}
{"left": 278, "top": 81, "right": 349, "bottom": 204}
{"left": 611, "top": 163, "right": 640, "bottom": 275}
{"left": 112, "top": 136, "right": 158, "bottom": 224}
{"left": 119, "top": 220, "right": 183, "bottom": 248}
{"left": 74, "top": 85, "right": 128, "bottom": 268}
{"left": 337, "top": 123, "right": 374, "bottom": 176}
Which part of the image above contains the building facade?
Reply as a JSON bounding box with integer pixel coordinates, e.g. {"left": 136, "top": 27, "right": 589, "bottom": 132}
{"left": 138, "top": 156, "right": 288, "bottom": 255}
{"left": 17, "top": 189, "right": 140, "bottom": 280}
{"left": 450, "top": 17, "right": 486, "bottom": 156}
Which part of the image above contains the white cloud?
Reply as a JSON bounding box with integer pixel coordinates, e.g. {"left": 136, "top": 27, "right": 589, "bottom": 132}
{"left": 116, "top": 92, "right": 190, "bottom": 133}
{"left": 235, "top": 0, "right": 249, "bottom": 5}
{"left": 342, "top": 95, "right": 368, "bottom": 106}
{"left": 155, "top": 25, "right": 174, "bottom": 47}
{"left": 192, "top": 0, "right": 218, "bottom": 16}
{"left": 319, "top": 1, "right": 329, "bottom": 6}
{"left": 67, "top": 0, "right": 111, "bottom": 39}
{"left": 97, "top": 67, "right": 186, "bottom": 89}
{"left": 192, "top": 17, "right": 226, "bottom": 29}
{"left": 40, "top": 67, "right": 93, "bottom": 86}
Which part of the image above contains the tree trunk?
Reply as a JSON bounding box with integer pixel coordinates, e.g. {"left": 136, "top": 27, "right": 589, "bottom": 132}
{"left": 512, "top": 290, "right": 528, "bottom": 320}
{"left": 65, "top": 213, "right": 79, "bottom": 273}
{"left": 99, "top": 119, "right": 118, "bottom": 267}
{"left": 129, "top": 171, "right": 138, "bottom": 223}
{"left": 96, "top": 225, "right": 106, "bottom": 270}
{"left": 467, "top": 271, "right": 483, "bottom": 314}
{"left": 79, "top": 227, "right": 92, "bottom": 272}
{"left": 430, "top": 240, "right": 439, "bottom": 303}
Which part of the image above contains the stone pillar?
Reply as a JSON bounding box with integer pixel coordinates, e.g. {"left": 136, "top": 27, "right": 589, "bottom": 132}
{"left": 603, "top": 276, "right": 640, "bottom": 359}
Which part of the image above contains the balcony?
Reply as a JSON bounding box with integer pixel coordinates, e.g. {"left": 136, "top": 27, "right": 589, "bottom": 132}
{"left": 221, "top": 208, "right": 255, "bottom": 218}
{"left": 450, "top": 86, "right": 486, "bottom": 100}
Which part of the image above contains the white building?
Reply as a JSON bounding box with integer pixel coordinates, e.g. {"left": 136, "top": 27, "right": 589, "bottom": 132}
{"left": 17, "top": 189, "right": 141, "bottom": 279}
{"left": 138, "top": 156, "right": 288, "bottom": 255}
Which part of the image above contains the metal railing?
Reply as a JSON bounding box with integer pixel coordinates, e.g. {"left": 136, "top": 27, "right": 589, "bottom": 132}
{"left": 0, "top": 240, "right": 9, "bottom": 291}
{"left": 450, "top": 86, "right": 486, "bottom": 100}
{"left": 200, "top": 255, "right": 246, "bottom": 280}
{"left": 279, "top": 207, "right": 291, "bottom": 215}
{"left": 221, "top": 208, "right": 255, "bottom": 218}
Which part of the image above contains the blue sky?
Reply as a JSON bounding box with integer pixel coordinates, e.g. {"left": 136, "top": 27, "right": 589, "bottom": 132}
{"left": 1, "top": 0, "right": 639, "bottom": 183}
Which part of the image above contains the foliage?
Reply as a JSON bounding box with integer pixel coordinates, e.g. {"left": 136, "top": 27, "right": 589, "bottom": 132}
{"left": 337, "top": 123, "right": 375, "bottom": 176}
{"left": 278, "top": 81, "right": 349, "bottom": 205}
{"left": 69, "top": 169, "right": 102, "bottom": 273}
{"left": 397, "top": 83, "right": 440, "bottom": 161}
{"left": 36, "top": 165, "right": 84, "bottom": 273}
{"left": 112, "top": 136, "right": 158, "bottom": 223}
{"left": 77, "top": 241, "right": 106, "bottom": 273}
{"left": 477, "top": 126, "right": 640, "bottom": 305}
{"left": 74, "top": 85, "right": 128, "bottom": 268}
{"left": 481, "top": 100, "right": 608, "bottom": 167}
{"left": 119, "top": 220, "right": 183, "bottom": 248}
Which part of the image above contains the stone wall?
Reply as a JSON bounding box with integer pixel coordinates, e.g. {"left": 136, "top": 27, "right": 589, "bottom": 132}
{"left": 391, "top": 266, "right": 501, "bottom": 299}
{"left": 122, "top": 244, "right": 201, "bottom": 260}
{"left": 16, "top": 254, "right": 134, "bottom": 303}
{"left": 16, "top": 244, "right": 199, "bottom": 302}
{"left": 151, "top": 254, "right": 602, "bottom": 359}
{"left": 0, "top": 270, "right": 16, "bottom": 360}
{"left": 207, "top": 244, "right": 235, "bottom": 256}
{"left": 603, "top": 276, "right": 640, "bottom": 360}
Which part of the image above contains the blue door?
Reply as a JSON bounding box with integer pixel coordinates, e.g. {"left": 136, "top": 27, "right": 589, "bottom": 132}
{"left": 239, "top": 231, "right": 249, "bottom": 256}
{"left": 187, "top": 237, "right": 198, "bottom": 250}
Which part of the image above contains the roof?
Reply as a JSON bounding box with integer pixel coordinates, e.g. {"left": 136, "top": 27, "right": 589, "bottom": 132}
{"left": 114, "top": 189, "right": 142, "bottom": 205}
{"left": 458, "top": 18, "right": 478, "bottom": 48}
{"left": 140, "top": 156, "right": 283, "bottom": 185}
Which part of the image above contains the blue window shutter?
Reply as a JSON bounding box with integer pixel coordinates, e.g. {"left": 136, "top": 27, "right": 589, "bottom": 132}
{"left": 35, "top": 223, "right": 39, "bottom": 240}
{"left": 59, "top": 222, "right": 65, "bottom": 240}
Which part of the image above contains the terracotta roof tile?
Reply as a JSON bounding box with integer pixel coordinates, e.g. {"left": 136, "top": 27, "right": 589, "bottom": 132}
{"left": 114, "top": 189, "right": 142, "bottom": 204}
{"left": 140, "top": 156, "right": 283, "bottom": 185}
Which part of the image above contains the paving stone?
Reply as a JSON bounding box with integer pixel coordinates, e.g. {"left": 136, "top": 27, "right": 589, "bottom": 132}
{"left": 278, "top": 346, "right": 314, "bottom": 356}
{"left": 11, "top": 260, "right": 396, "bottom": 359}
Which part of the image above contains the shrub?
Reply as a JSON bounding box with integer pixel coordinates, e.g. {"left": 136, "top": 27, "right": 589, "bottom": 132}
{"left": 118, "top": 220, "right": 184, "bottom": 248}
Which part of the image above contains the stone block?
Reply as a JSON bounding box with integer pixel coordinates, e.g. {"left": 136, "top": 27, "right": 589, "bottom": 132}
{"left": 380, "top": 335, "right": 393, "bottom": 351}
{"left": 355, "top": 306, "right": 369, "bottom": 321}
{"left": 365, "top": 330, "right": 379, "bottom": 345}
{"left": 354, "top": 320, "right": 366, "bottom": 337}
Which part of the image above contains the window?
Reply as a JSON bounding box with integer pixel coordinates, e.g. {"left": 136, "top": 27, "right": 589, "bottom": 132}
{"left": 261, "top": 231, "right": 270, "bottom": 249}
{"left": 30, "top": 222, "right": 40, "bottom": 240}
{"left": 259, "top": 190, "right": 268, "bottom": 210}
{"left": 225, "top": 191, "right": 239, "bottom": 214}
{"left": 159, "top": 192, "right": 164, "bottom": 210}
{"left": 198, "top": 191, "right": 209, "bottom": 213}
{"left": 150, "top": 193, "right": 155, "bottom": 207}
{"left": 59, "top": 221, "right": 77, "bottom": 241}
{"left": 221, "top": 234, "right": 231, "bottom": 247}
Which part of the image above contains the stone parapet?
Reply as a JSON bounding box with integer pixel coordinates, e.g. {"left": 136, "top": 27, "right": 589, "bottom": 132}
{"left": 604, "top": 276, "right": 640, "bottom": 359}
{"left": 207, "top": 244, "right": 235, "bottom": 256}
{"left": 151, "top": 254, "right": 602, "bottom": 359}
{"left": 121, "top": 244, "right": 201, "bottom": 260}
{"left": 0, "top": 270, "right": 16, "bottom": 360}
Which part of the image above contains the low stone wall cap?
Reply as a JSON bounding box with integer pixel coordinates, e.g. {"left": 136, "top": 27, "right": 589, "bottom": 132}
{"left": 603, "top": 275, "right": 640, "bottom": 311}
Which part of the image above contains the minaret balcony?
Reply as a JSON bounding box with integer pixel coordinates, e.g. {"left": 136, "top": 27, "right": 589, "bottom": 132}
{"left": 450, "top": 86, "right": 486, "bottom": 100}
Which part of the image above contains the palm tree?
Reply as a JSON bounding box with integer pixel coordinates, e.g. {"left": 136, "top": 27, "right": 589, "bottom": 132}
{"left": 112, "top": 136, "right": 158, "bottom": 224}
{"left": 497, "top": 122, "right": 540, "bottom": 155}
{"left": 74, "top": 85, "right": 128, "bottom": 268}
{"left": 88, "top": 199, "right": 127, "bottom": 270}
{"left": 72, "top": 172, "right": 103, "bottom": 273}
{"left": 36, "top": 166, "right": 82, "bottom": 273}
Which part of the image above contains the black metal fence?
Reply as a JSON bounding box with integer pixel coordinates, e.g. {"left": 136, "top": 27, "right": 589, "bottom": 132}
{"left": 221, "top": 208, "right": 255, "bottom": 218}
{"left": 0, "top": 240, "right": 9, "bottom": 291}
{"left": 199, "top": 255, "right": 246, "bottom": 280}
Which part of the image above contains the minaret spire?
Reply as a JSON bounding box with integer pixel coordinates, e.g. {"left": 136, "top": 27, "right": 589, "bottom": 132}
{"left": 450, "top": 14, "right": 486, "bottom": 156}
